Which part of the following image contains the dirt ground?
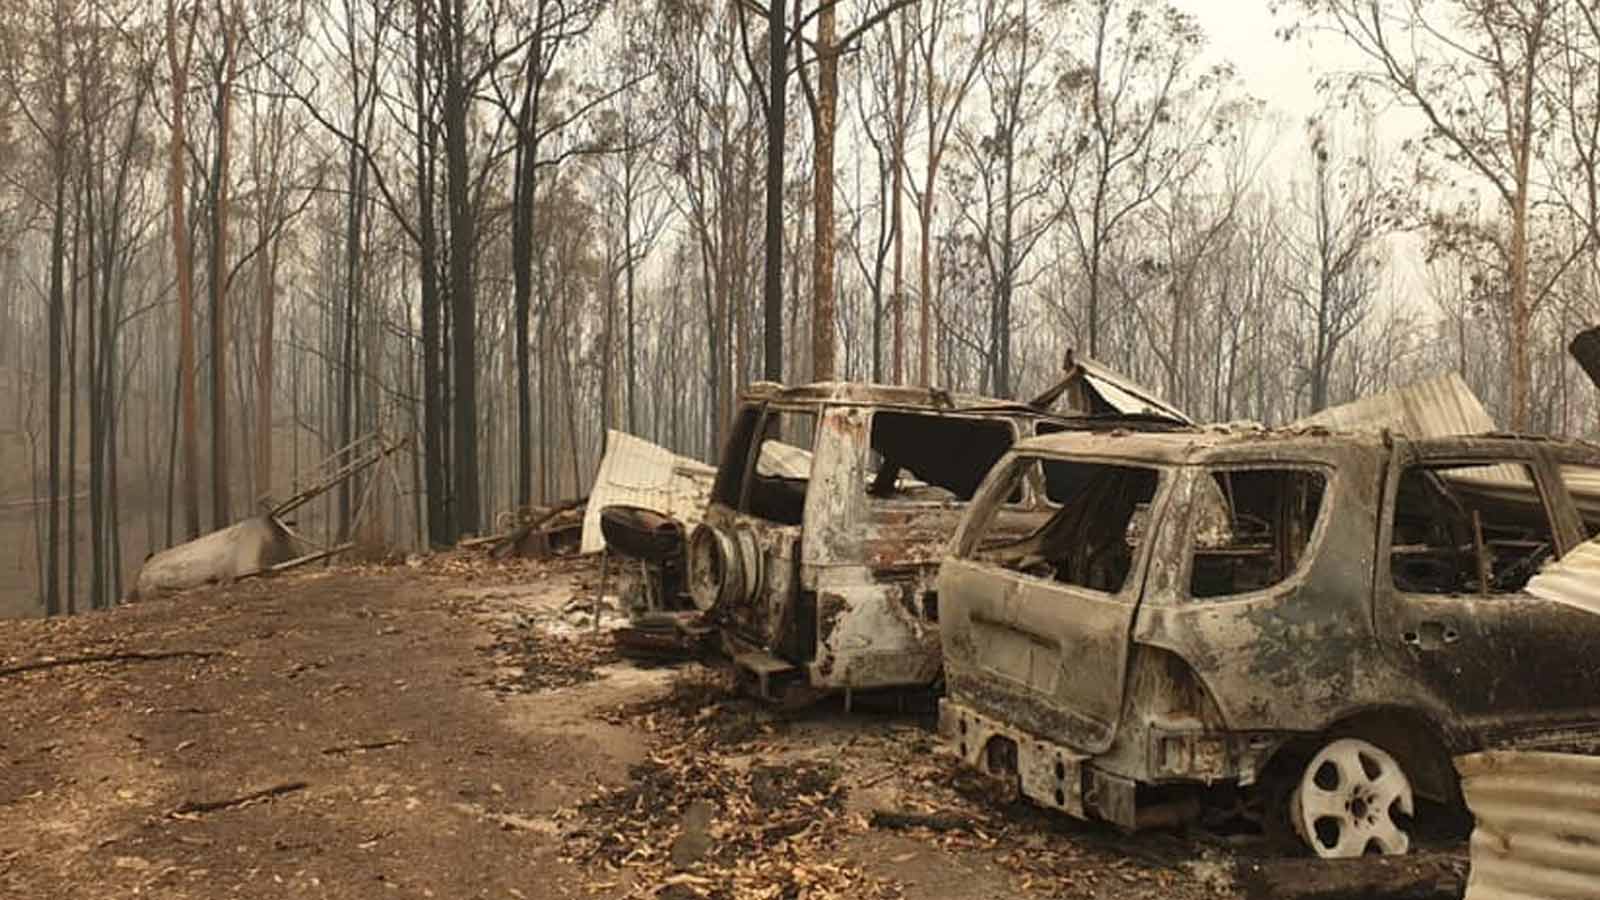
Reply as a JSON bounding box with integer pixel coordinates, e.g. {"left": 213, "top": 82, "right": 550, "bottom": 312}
{"left": 0, "top": 554, "right": 1468, "bottom": 899}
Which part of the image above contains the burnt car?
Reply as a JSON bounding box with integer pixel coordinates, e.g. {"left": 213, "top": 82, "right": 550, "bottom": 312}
{"left": 686, "top": 366, "right": 1190, "bottom": 703}
{"left": 937, "top": 427, "right": 1600, "bottom": 857}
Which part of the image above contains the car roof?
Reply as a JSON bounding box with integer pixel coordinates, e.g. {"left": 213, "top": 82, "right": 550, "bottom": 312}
{"left": 1014, "top": 426, "right": 1600, "bottom": 465}
{"left": 741, "top": 380, "right": 1039, "bottom": 413}
{"left": 737, "top": 380, "right": 1186, "bottom": 428}
{"left": 738, "top": 375, "right": 1193, "bottom": 428}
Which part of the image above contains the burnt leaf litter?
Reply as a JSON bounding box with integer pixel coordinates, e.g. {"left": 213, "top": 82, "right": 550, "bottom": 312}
{"left": 0, "top": 552, "right": 1473, "bottom": 900}
{"left": 538, "top": 655, "right": 1466, "bottom": 900}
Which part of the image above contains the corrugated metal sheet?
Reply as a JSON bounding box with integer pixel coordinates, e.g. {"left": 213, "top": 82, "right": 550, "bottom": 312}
{"left": 1528, "top": 537, "right": 1600, "bottom": 615}
{"left": 1457, "top": 751, "right": 1600, "bottom": 900}
{"left": 1294, "top": 375, "right": 1591, "bottom": 511}
{"left": 1560, "top": 466, "right": 1600, "bottom": 527}
{"left": 579, "top": 430, "right": 716, "bottom": 554}
{"left": 1293, "top": 372, "right": 1495, "bottom": 436}
{"left": 1076, "top": 357, "right": 1193, "bottom": 424}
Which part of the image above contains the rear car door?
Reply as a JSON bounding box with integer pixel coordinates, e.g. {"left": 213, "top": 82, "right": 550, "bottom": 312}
{"left": 938, "top": 453, "right": 1169, "bottom": 753}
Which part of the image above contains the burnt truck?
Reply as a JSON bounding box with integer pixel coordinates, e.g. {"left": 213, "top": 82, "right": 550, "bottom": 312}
{"left": 936, "top": 426, "right": 1600, "bottom": 858}
{"left": 683, "top": 363, "right": 1190, "bottom": 704}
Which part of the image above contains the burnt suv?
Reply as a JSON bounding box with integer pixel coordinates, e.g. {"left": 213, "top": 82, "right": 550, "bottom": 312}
{"left": 686, "top": 366, "right": 1189, "bottom": 703}
{"left": 937, "top": 427, "right": 1600, "bottom": 857}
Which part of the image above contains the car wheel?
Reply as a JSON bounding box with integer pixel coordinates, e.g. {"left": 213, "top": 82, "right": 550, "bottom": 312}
{"left": 1290, "top": 737, "right": 1415, "bottom": 858}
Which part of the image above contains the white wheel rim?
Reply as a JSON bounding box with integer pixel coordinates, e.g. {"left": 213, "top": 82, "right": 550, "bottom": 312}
{"left": 1290, "top": 738, "right": 1414, "bottom": 858}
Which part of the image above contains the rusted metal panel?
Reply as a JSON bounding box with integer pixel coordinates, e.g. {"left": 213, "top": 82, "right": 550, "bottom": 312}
{"left": 1293, "top": 372, "right": 1495, "bottom": 436}
{"left": 939, "top": 699, "right": 1094, "bottom": 821}
{"left": 1457, "top": 751, "right": 1600, "bottom": 900}
{"left": 811, "top": 570, "right": 941, "bottom": 689}
{"left": 580, "top": 430, "right": 716, "bottom": 554}
{"left": 741, "top": 380, "right": 1029, "bottom": 413}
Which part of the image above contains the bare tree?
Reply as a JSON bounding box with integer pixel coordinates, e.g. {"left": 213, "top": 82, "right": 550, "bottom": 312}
{"left": 1287, "top": 0, "right": 1567, "bottom": 428}
{"left": 207, "top": 0, "right": 242, "bottom": 528}
{"left": 948, "top": 0, "right": 1060, "bottom": 396}
{"left": 0, "top": 0, "right": 83, "bottom": 612}
{"left": 166, "top": 0, "right": 203, "bottom": 540}
{"left": 908, "top": 0, "right": 995, "bottom": 386}
{"left": 793, "top": 0, "right": 917, "bottom": 381}
{"left": 1282, "top": 122, "right": 1390, "bottom": 413}
{"left": 242, "top": 0, "right": 311, "bottom": 504}
{"left": 1054, "top": 0, "right": 1231, "bottom": 359}
{"left": 488, "top": 0, "right": 607, "bottom": 511}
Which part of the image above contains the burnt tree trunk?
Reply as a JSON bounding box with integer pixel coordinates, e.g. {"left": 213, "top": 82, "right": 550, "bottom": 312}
{"left": 811, "top": 0, "right": 838, "bottom": 381}
{"left": 414, "top": 0, "right": 448, "bottom": 547}
{"left": 441, "top": 0, "right": 479, "bottom": 537}
{"left": 209, "top": 0, "right": 238, "bottom": 529}
{"left": 762, "top": 0, "right": 786, "bottom": 382}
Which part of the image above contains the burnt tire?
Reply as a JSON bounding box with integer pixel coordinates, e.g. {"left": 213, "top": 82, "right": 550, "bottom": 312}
{"left": 599, "top": 505, "right": 684, "bottom": 563}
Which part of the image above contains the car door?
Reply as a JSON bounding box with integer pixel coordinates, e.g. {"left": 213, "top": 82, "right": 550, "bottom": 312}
{"left": 1374, "top": 439, "right": 1600, "bottom": 748}
{"left": 938, "top": 453, "right": 1170, "bottom": 754}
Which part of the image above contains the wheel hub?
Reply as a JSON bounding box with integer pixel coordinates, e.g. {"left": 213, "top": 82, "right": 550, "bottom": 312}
{"left": 1289, "top": 738, "right": 1415, "bottom": 858}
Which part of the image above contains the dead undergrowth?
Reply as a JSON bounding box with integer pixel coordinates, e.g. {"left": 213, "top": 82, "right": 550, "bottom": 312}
{"left": 562, "top": 670, "right": 900, "bottom": 900}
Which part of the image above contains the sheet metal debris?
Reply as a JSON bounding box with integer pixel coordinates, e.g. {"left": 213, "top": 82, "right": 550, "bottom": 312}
{"left": 133, "top": 515, "right": 306, "bottom": 597}
{"left": 580, "top": 430, "right": 716, "bottom": 554}
{"left": 1026, "top": 351, "right": 1193, "bottom": 424}
{"left": 1457, "top": 751, "right": 1600, "bottom": 900}
{"left": 1293, "top": 372, "right": 1495, "bottom": 436}
{"left": 1527, "top": 537, "right": 1600, "bottom": 616}
{"left": 1072, "top": 357, "right": 1193, "bottom": 423}
{"left": 1296, "top": 373, "right": 1600, "bottom": 520}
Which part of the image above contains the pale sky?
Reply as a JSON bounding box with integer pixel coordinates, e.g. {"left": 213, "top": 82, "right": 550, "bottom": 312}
{"left": 1180, "top": 0, "right": 1325, "bottom": 116}
{"left": 1176, "top": 0, "right": 1388, "bottom": 162}
{"left": 1175, "top": 0, "right": 1436, "bottom": 303}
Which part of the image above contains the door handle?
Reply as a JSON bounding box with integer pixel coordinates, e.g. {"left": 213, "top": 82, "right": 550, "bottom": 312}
{"left": 1402, "top": 620, "right": 1460, "bottom": 650}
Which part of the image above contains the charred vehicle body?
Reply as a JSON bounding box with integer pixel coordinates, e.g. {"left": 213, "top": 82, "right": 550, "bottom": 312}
{"left": 937, "top": 427, "right": 1600, "bottom": 857}
{"left": 686, "top": 365, "right": 1189, "bottom": 703}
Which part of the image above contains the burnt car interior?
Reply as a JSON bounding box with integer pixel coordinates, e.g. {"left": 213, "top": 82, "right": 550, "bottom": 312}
{"left": 746, "top": 410, "right": 817, "bottom": 525}
{"left": 1189, "top": 468, "right": 1327, "bottom": 599}
{"left": 714, "top": 406, "right": 1018, "bottom": 526}
{"left": 975, "top": 460, "right": 1159, "bottom": 594}
{"left": 866, "top": 411, "right": 1015, "bottom": 502}
{"left": 1390, "top": 463, "right": 1557, "bottom": 594}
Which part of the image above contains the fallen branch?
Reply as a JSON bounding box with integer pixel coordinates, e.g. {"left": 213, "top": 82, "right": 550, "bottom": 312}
{"left": 867, "top": 809, "right": 980, "bottom": 833}
{"left": 458, "top": 532, "right": 508, "bottom": 549}
{"left": 268, "top": 434, "right": 408, "bottom": 518}
{"left": 245, "top": 542, "right": 356, "bottom": 578}
{"left": 0, "top": 649, "right": 222, "bottom": 679}
{"left": 320, "top": 739, "right": 409, "bottom": 755}
{"left": 170, "top": 781, "right": 308, "bottom": 816}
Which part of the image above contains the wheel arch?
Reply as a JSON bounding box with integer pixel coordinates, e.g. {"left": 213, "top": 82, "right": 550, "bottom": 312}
{"left": 1268, "top": 705, "right": 1465, "bottom": 805}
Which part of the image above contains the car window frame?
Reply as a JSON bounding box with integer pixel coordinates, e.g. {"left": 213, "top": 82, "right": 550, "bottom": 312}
{"left": 860, "top": 407, "right": 1026, "bottom": 508}
{"left": 734, "top": 402, "right": 820, "bottom": 515}
{"left": 1383, "top": 453, "right": 1563, "bottom": 599}
{"left": 1177, "top": 461, "right": 1338, "bottom": 605}
{"left": 955, "top": 451, "right": 1170, "bottom": 602}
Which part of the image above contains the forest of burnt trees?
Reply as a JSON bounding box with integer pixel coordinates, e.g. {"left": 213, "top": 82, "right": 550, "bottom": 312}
{"left": 3, "top": 0, "right": 1600, "bottom": 617}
